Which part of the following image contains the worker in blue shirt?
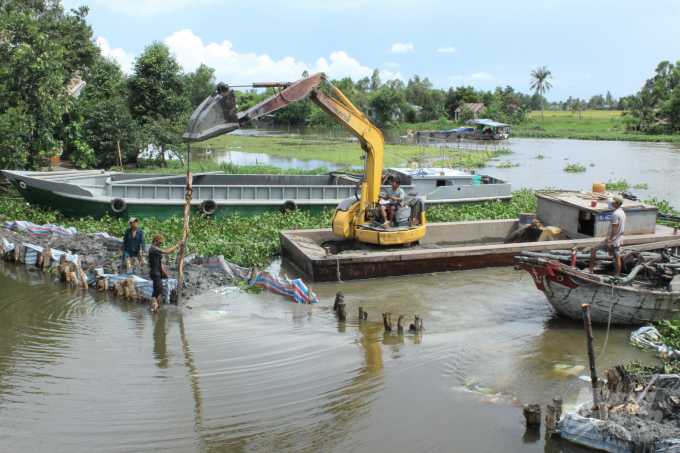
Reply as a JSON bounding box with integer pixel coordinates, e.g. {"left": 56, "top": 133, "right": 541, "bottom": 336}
{"left": 121, "top": 217, "right": 146, "bottom": 263}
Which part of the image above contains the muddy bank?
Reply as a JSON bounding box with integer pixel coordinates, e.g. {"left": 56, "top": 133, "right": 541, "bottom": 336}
{"left": 0, "top": 228, "right": 228, "bottom": 299}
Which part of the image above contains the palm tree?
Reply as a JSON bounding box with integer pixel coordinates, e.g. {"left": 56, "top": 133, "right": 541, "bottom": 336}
{"left": 571, "top": 98, "right": 583, "bottom": 121}
{"left": 623, "top": 87, "right": 659, "bottom": 127}
{"left": 529, "top": 66, "right": 554, "bottom": 122}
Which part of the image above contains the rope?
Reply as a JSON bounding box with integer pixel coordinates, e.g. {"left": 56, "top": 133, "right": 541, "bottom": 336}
{"left": 596, "top": 284, "right": 615, "bottom": 362}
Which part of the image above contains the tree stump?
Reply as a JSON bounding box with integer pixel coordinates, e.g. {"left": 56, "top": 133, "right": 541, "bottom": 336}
{"left": 77, "top": 261, "right": 88, "bottom": 289}
{"left": 545, "top": 404, "right": 558, "bottom": 436}
{"left": 307, "top": 285, "right": 313, "bottom": 304}
{"left": 59, "top": 254, "right": 67, "bottom": 266}
{"left": 363, "top": 310, "right": 368, "bottom": 321}
{"left": 333, "top": 292, "right": 343, "bottom": 311}
{"left": 57, "top": 264, "right": 68, "bottom": 281}
{"left": 337, "top": 303, "right": 346, "bottom": 321}
{"left": 40, "top": 248, "right": 52, "bottom": 269}
{"left": 0, "top": 241, "right": 6, "bottom": 260}
{"left": 523, "top": 404, "right": 541, "bottom": 427}
{"left": 67, "top": 272, "right": 78, "bottom": 287}
{"left": 382, "top": 312, "right": 392, "bottom": 331}
{"left": 397, "top": 315, "right": 406, "bottom": 332}
{"left": 19, "top": 246, "right": 27, "bottom": 264}
{"left": 358, "top": 307, "right": 364, "bottom": 320}
{"left": 414, "top": 315, "right": 423, "bottom": 333}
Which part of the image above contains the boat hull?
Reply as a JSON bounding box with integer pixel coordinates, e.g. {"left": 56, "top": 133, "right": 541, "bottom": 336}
{"left": 3, "top": 170, "right": 512, "bottom": 220}
{"left": 518, "top": 262, "right": 680, "bottom": 325}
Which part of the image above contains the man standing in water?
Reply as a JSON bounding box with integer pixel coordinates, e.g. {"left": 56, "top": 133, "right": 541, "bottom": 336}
{"left": 588, "top": 195, "right": 626, "bottom": 277}
{"left": 148, "top": 234, "right": 183, "bottom": 312}
{"left": 379, "top": 178, "right": 405, "bottom": 227}
{"left": 121, "top": 218, "right": 146, "bottom": 263}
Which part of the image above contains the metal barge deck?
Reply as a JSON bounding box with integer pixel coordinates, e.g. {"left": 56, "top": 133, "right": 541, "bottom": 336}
{"left": 280, "top": 221, "right": 680, "bottom": 282}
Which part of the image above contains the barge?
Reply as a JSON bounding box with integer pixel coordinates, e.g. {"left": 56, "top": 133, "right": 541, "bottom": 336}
{"left": 2, "top": 168, "right": 511, "bottom": 220}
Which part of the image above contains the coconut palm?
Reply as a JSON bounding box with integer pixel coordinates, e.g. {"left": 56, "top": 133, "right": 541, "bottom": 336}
{"left": 529, "top": 66, "right": 554, "bottom": 122}
{"left": 623, "top": 87, "right": 659, "bottom": 126}
{"left": 571, "top": 98, "right": 583, "bottom": 121}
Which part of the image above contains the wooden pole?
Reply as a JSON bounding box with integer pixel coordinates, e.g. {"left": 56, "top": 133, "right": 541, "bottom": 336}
{"left": 337, "top": 302, "right": 346, "bottom": 321}
{"left": 523, "top": 404, "right": 541, "bottom": 427}
{"left": 397, "top": 315, "right": 405, "bottom": 332}
{"left": 176, "top": 169, "right": 193, "bottom": 306}
{"left": 117, "top": 141, "right": 124, "bottom": 174}
{"left": 358, "top": 307, "right": 364, "bottom": 320}
{"left": 333, "top": 292, "right": 343, "bottom": 311}
{"left": 382, "top": 312, "right": 392, "bottom": 331}
{"left": 582, "top": 304, "right": 599, "bottom": 411}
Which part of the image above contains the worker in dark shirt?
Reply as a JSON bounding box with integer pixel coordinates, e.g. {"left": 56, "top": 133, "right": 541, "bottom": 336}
{"left": 148, "top": 233, "right": 183, "bottom": 312}
{"left": 121, "top": 218, "right": 146, "bottom": 263}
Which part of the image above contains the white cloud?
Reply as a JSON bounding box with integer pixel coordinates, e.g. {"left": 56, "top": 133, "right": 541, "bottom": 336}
{"left": 381, "top": 69, "right": 404, "bottom": 81}
{"left": 388, "top": 42, "right": 414, "bottom": 53}
{"left": 470, "top": 72, "right": 493, "bottom": 80}
{"left": 164, "top": 29, "right": 396, "bottom": 83}
{"left": 384, "top": 62, "right": 400, "bottom": 67}
{"left": 437, "top": 47, "right": 456, "bottom": 53}
{"left": 95, "top": 37, "right": 135, "bottom": 73}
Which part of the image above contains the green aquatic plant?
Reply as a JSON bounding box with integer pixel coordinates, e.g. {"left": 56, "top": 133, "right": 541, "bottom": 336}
{"left": 563, "top": 163, "right": 586, "bottom": 172}
{"left": 535, "top": 155, "right": 545, "bottom": 159}
{"left": 633, "top": 183, "right": 649, "bottom": 189}
{"left": 590, "top": 163, "right": 595, "bottom": 167}
{"left": 606, "top": 179, "right": 631, "bottom": 190}
{"left": 496, "top": 162, "right": 519, "bottom": 168}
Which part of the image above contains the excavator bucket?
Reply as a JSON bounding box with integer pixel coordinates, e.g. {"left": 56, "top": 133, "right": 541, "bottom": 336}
{"left": 183, "top": 83, "right": 239, "bottom": 142}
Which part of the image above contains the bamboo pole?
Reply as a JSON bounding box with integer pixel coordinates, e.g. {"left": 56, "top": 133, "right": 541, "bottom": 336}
{"left": 582, "top": 304, "right": 599, "bottom": 411}
{"left": 117, "top": 141, "right": 124, "bottom": 174}
{"left": 176, "top": 144, "right": 193, "bottom": 307}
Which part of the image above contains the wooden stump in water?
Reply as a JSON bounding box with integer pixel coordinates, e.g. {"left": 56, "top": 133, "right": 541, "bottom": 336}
{"left": 363, "top": 310, "right": 368, "bottom": 321}
{"left": 523, "top": 404, "right": 541, "bottom": 427}
{"left": 59, "top": 254, "right": 66, "bottom": 266}
{"left": 358, "top": 307, "right": 364, "bottom": 320}
{"left": 545, "top": 405, "right": 557, "bottom": 435}
{"left": 19, "top": 246, "right": 27, "bottom": 264}
{"left": 96, "top": 277, "right": 106, "bottom": 292}
{"left": 77, "top": 261, "right": 88, "bottom": 289}
{"left": 337, "top": 303, "right": 346, "bottom": 321}
{"left": 40, "top": 247, "right": 52, "bottom": 269}
{"left": 57, "top": 264, "right": 68, "bottom": 281}
{"left": 397, "top": 315, "right": 406, "bottom": 332}
{"left": 117, "top": 282, "right": 125, "bottom": 297}
{"left": 307, "top": 285, "right": 313, "bottom": 304}
{"left": 0, "top": 241, "right": 6, "bottom": 260}
{"left": 382, "top": 312, "right": 392, "bottom": 331}
{"left": 415, "top": 315, "right": 422, "bottom": 332}
{"left": 333, "top": 292, "right": 343, "bottom": 311}
{"left": 67, "top": 272, "right": 78, "bottom": 287}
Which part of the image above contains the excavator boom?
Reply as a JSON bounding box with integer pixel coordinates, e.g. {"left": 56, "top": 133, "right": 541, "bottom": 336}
{"left": 183, "top": 73, "right": 426, "bottom": 245}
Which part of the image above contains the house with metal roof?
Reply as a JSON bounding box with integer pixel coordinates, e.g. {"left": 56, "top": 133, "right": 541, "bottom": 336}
{"left": 454, "top": 103, "right": 485, "bottom": 121}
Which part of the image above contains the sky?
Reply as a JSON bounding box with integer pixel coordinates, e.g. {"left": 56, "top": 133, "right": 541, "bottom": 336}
{"left": 63, "top": 0, "right": 680, "bottom": 102}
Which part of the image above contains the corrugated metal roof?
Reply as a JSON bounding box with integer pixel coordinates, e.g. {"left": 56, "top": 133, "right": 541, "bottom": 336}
{"left": 473, "top": 119, "right": 510, "bottom": 127}
{"left": 454, "top": 103, "right": 485, "bottom": 113}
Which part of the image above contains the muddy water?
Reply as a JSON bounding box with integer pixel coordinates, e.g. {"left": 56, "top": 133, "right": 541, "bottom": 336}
{"left": 0, "top": 258, "right": 660, "bottom": 452}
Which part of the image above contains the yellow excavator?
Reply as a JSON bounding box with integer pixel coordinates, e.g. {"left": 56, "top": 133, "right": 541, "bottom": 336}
{"left": 183, "top": 72, "right": 426, "bottom": 246}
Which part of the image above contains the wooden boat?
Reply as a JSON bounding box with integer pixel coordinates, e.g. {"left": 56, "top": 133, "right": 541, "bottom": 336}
{"left": 2, "top": 168, "right": 511, "bottom": 221}
{"left": 516, "top": 247, "right": 680, "bottom": 324}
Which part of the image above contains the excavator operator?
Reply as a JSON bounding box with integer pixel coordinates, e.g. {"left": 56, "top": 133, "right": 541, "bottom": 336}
{"left": 378, "top": 177, "right": 405, "bottom": 228}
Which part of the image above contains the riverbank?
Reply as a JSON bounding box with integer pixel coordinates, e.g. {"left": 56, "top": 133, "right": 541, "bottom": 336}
{"left": 398, "top": 110, "right": 680, "bottom": 143}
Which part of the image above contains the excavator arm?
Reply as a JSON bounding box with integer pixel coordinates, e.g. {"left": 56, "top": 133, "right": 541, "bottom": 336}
{"left": 183, "top": 72, "right": 425, "bottom": 245}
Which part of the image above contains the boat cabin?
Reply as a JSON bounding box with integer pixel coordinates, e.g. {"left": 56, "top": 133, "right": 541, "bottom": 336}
{"left": 536, "top": 192, "right": 659, "bottom": 238}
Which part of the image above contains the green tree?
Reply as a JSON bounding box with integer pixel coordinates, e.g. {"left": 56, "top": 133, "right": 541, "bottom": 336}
{"left": 188, "top": 63, "right": 216, "bottom": 108}
{"left": 623, "top": 87, "right": 659, "bottom": 127}
{"left": 370, "top": 69, "right": 381, "bottom": 91}
{"left": 127, "top": 41, "right": 190, "bottom": 164}
{"left": 529, "top": 65, "right": 554, "bottom": 122}
{"left": 605, "top": 91, "right": 613, "bottom": 106}
{"left": 0, "top": 0, "right": 98, "bottom": 169}
{"left": 571, "top": 98, "right": 583, "bottom": 120}
{"left": 661, "top": 88, "right": 680, "bottom": 132}
{"left": 369, "top": 87, "right": 404, "bottom": 125}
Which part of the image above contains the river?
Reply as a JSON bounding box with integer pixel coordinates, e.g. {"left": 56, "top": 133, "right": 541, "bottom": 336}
{"left": 209, "top": 125, "right": 680, "bottom": 204}
{"left": 0, "top": 257, "right": 660, "bottom": 452}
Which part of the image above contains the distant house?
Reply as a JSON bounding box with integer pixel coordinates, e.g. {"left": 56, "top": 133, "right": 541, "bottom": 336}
{"left": 454, "top": 103, "right": 485, "bottom": 121}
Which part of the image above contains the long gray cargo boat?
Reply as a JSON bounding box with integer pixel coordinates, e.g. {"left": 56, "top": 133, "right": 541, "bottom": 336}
{"left": 2, "top": 167, "right": 511, "bottom": 220}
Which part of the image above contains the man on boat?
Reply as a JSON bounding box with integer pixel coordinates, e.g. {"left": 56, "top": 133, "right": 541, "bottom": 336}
{"left": 379, "top": 178, "right": 405, "bottom": 227}
{"left": 148, "top": 234, "right": 184, "bottom": 312}
{"left": 587, "top": 195, "right": 626, "bottom": 277}
{"left": 121, "top": 218, "right": 146, "bottom": 263}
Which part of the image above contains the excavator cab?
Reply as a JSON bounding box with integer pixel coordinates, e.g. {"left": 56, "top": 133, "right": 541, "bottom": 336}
{"left": 183, "top": 72, "right": 426, "bottom": 246}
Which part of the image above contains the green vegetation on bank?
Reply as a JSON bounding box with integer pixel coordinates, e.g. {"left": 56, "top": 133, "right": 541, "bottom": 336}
{"left": 199, "top": 134, "right": 508, "bottom": 169}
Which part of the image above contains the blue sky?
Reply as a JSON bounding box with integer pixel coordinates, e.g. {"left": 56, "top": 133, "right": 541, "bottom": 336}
{"left": 63, "top": 0, "right": 680, "bottom": 102}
